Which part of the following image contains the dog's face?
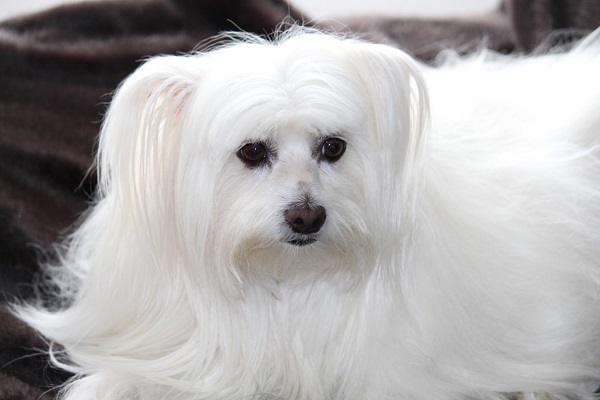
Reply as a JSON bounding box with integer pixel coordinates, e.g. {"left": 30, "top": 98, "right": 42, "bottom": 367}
{"left": 211, "top": 105, "right": 371, "bottom": 281}
{"left": 99, "top": 32, "right": 428, "bottom": 288}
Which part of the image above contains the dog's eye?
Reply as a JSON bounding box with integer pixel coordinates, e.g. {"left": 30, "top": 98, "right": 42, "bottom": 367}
{"left": 238, "top": 142, "right": 269, "bottom": 168}
{"left": 320, "top": 138, "right": 346, "bottom": 162}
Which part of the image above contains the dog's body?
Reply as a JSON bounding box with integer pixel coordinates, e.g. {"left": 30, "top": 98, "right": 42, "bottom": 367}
{"left": 15, "top": 30, "right": 600, "bottom": 400}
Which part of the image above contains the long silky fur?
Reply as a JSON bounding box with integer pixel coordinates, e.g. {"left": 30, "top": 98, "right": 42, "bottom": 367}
{"left": 13, "top": 28, "right": 600, "bottom": 400}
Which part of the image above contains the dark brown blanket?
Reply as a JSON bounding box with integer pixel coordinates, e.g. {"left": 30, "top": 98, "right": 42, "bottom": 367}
{"left": 0, "top": 0, "right": 598, "bottom": 397}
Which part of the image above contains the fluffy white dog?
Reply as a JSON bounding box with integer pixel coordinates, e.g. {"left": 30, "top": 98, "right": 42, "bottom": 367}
{"left": 16, "top": 29, "right": 600, "bottom": 400}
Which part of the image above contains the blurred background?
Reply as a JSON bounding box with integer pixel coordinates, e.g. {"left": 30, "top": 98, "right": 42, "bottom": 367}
{"left": 0, "top": 0, "right": 502, "bottom": 22}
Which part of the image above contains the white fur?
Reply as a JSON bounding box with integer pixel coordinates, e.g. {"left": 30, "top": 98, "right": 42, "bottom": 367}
{"left": 15, "top": 29, "right": 600, "bottom": 400}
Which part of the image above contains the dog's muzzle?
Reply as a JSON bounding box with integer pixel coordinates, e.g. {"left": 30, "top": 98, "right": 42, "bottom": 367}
{"left": 284, "top": 205, "right": 326, "bottom": 246}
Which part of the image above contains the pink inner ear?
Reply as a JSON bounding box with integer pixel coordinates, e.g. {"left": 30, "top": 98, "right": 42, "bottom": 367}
{"left": 148, "top": 79, "right": 193, "bottom": 116}
{"left": 172, "top": 86, "right": 191, "bottom": 115}
{"left": 163, "top": 85, "right": 191, "bottom": 116}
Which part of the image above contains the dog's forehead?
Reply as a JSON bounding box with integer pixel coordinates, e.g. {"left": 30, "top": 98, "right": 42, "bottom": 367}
{"left": 196, "top": 43, "right": 367, "bottom": 146}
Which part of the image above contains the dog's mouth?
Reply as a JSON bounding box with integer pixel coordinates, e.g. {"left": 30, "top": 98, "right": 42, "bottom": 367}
{"left": 287, "top": 237, "right": 318, "bottom": 247}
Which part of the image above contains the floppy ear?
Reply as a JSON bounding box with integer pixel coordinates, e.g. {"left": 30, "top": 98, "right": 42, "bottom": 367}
{"left": 349, "top": 42, "right": 430, "bottom": 243}
{"left": 353, "top": 42, "right": 429, "bottom": 182}
{"left": 96, "top": 55, "right": 199, "bottom": 224}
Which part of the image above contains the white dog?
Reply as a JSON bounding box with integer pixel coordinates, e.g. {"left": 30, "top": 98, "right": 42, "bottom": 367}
{"left": 16, "top": 29, "right": 600, "bottom": 400}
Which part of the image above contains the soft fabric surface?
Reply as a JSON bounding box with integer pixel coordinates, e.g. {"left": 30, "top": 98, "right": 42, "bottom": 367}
{"left": 0, "top": 0, "right": 598, "bottom": 397}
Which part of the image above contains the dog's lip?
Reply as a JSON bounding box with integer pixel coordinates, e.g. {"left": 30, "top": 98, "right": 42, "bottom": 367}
{"left": 287, "top": 237, "right": 318, "bottom": 246}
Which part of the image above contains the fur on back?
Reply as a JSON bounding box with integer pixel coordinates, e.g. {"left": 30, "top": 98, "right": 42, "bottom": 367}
{"left": 14, "top": 29, "right": 600, "bottom": 400}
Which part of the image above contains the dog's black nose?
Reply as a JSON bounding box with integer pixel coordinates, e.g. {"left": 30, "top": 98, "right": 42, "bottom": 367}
{"left": 285, "top": 205, "right": 327, "bottom": 234}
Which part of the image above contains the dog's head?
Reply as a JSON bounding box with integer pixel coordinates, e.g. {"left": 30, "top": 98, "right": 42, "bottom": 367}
{"left": 98, "top": 31, "right": 428, "bottom": 291}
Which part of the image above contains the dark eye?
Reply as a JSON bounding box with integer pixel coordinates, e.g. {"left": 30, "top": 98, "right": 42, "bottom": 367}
{"left": 237, "top": 142, "right": 269, "bottom": 168}
{"left": 320, "top": 138, "right": 346, "bottom": 162}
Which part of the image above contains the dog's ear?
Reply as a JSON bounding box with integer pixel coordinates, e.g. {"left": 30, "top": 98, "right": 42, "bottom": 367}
{"left": 352, "top": 42, "right": 429, "bottom": 178}
{"left": 96, "top": 55, "right": 200, "bottom": 215}
{"left": 348, "top": 42, "right": 430, "bottom": 240}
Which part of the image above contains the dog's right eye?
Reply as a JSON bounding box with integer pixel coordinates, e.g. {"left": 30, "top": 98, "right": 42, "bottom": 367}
{"left": 237, "top": 142, "right": 269, "bottom": 168}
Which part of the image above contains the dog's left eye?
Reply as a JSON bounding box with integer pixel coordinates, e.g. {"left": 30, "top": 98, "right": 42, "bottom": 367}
{"left": 320, "top": 138, "right": 346, "bottom": 163}
{"left": 238, "top": 142, "right": 269, "bottom": 168}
